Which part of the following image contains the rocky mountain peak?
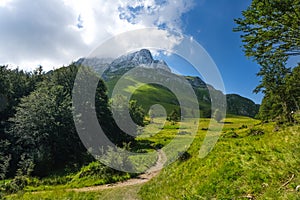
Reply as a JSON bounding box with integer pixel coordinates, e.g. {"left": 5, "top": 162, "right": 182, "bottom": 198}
{"left": 110, "top": 49, "right": 154, "bottom": 67}
{"left": 105, "top": 49, "right": 171, "bottom": 74}
{"left": 185, "top": 76, "right": 207, "bottom": 88}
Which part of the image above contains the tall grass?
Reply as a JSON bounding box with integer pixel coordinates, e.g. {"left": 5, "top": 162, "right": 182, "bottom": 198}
{"left": 139, "top": 117, "right": 300, "bottom": 199}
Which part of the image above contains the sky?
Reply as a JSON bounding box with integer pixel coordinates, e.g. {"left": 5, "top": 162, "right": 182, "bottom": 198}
{"left": 0, "top": 0, "right": 264, "bottom": 103}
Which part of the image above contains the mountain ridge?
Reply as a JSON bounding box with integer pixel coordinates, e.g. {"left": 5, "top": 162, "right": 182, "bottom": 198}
{"left": 75, "top": 49, "right": 260, "bottom": 118}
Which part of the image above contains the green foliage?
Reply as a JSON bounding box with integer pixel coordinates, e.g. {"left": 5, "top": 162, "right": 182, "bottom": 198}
{"left": 3, "top": 176, "right": 30, "bottom": 194}
{"left": 0, "top": 66, "right": 42, "bottom": 122}
{"left": 234, "top": 0, "right": 300, "bottom": 63}
{"left": 257, "top": 64, "right": 300, "bottom": 122}
{"left": 0, "top": 140, "right": 11, "bottom": 180}
{"left": 76, "top": 162, "right": 112, "bottom": 178}
{"left": 226, "top": 94, "right": 260, "bottom": 118}
{"left": 9, "top": 79, "right": 87, "bottom": 176}
{"left": 223, "top": 131, "right": 239, "bottom": 138}
{"left": 285, "top": 65, "right": 300, "bottom": 113}
{"left": 294, "top": 111, "right": 300, "bottom": 122}
{"left": 8, "top": 64, "right": 132, "bottom": 177}
{"left": 167, "top": 109, "right": 180, "bottom": 123}
{"left": 16, "top": 154, "right": 35, "bottom": 177}
{"left": 101, "top": 146, "right": 135, "bottom": 173}
{"left": 247, "top": 127, "right": 265, "bottom": 136}
{"left": 0, "top": 65, "right": 44, "bottom": 178}
{"left": 111, "top": 95, "right": 145, "bottom": 137}
{"left": 0, "top": 63, "right": 139, "bottom": 180}
{"left": 129, "top": 100, "right": 145, "bottom": 127}
{"left": 177, "top": 151, "right": 191, "bottom": 162}
{"left": 68, "top": 160, "right": 131, "bottom": 188}
{"left": 234, "top": 0, "right": 300, "bottom": 122}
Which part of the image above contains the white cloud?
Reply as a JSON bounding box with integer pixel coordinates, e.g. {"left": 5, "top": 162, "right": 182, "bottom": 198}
{"left": 0, "top": 0, "right": 13, "bottom": 7}
{"left": 0, "top": 0, "right": 194, "bottom": 71}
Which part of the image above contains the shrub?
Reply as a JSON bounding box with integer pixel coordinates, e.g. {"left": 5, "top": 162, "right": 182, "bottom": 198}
{"left": 77, "top": 162, "right": 114, "bottom": 178}
{"left": 224, "top": 131, "right": 239, "bottom": 138}
{"left": 101, "top": 146, "right": 134, "bottom": 172}
{"left": 167, "top": 109, "right": 180, "bottom": 124}
{"left": 3, "top": 176, "right": 29, "bottom": 194}
{"left": 178, "top": 151, "right": 191, "bottom": 161}
{"left": 247, "top": 128, "right": 264, "bottom": 136}
{"left": 239, "top": 124, "right": 248, "bottom": 129}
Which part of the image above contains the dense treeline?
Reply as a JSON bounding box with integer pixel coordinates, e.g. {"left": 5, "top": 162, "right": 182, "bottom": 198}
{"left": 0, "top": 66, "right": 44, "bottom": 178}
{"left": 234, "top": 0, "right": 300, "bottom": 123}
{"left": 0, "top": 64, "right": 144, "bottom": 180}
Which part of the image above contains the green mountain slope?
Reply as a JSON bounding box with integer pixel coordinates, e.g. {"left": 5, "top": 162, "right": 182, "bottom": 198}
{"left": 227, "top": 94, "right": 260, "bottom": 118}
{"left": 106, "top": 75, "right": 259, "bottom": 118}
{"left": 139, "top": 119, "right": 300, "bottom": 199}
{"left": 78, "top": 49, "right": 260, "bottom": 117}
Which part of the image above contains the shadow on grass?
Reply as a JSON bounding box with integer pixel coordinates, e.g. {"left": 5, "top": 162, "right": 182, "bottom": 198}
{"left": 131, "top": 140, "right": 156, "bottom": 152}
{"left": 221, "top": 121, "right": 233, "bottom": 124}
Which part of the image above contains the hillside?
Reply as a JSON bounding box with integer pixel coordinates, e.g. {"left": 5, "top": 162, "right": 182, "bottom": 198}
{"left": 226, "top": 94, "right": 260, "bottom": 117}
{"left": 139, "top": 119, "right": 300, "bottom": 199}
{"left": 6, "top": 118, "right": 300, "bottom": 199}
{"left": 76, "top": 49, "right": 260, "bottom": 117}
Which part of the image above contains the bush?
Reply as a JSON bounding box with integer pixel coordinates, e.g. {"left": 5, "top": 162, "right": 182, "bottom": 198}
{"left": 3, "top": 176, "right": 29, "bottom": 194}
{"left": 77, "top": 162, "right": 115, "bottom": 178}
{"left": 101, "top": 146, "right": 135, "bottom": 172}
{"left": 167, "top": 109, "right": 180, "bottom": 124}
{"left": 247, "top": 128, "right": 264, "bottom": 136}
{"left": 239, "top": 125, "right": 248, "bottom": 129}
{"left": 178, "top": 151, "right": 191, "bottom": 161}
{"left": 224, "top": 131, "right": 239, "bottom": 138}
{"left": 293, "top": 111, "right": 300, "bottom": 123}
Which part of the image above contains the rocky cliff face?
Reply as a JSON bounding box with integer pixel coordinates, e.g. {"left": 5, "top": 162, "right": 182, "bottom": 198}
{"left": 76, "top": 49, "right": 171, "bottom": 79}
{"left": 185, "top": 76, "right": 207, "bottom": 88}
{"left": 106, "top": 49, "right": 171, "bottom": 74}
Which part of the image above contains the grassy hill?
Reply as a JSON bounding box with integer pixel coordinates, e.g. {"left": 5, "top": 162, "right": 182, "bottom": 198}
{"left": 105, "top": 75, "right": 244, "bottom": 118}
{"left": 139, "top": 118, "right": 300, "bottom": 199}
{"left": 4, "top": 117, "right": 300, "bottom": 199}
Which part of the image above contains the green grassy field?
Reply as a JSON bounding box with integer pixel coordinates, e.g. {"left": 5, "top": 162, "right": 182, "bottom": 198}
{"left": 3, "top": 116, "right": 300, "bottom": 199}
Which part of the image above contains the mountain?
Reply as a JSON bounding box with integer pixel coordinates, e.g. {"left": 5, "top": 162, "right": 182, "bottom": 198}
{"left": 76, "top": 49, "right": 171, "bottom": 80}
{"left": 108, "top": 49, "right": 171, "bottom": 73}
{"left": 76, "top": 49, "right": 259, "bottom": 118}
{"left": 226, "top": 94, "right": 260, "bottom": 117}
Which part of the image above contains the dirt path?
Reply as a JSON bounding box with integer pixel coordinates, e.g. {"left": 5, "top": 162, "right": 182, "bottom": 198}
{"left": 71, "top": 150, "right": 167, "bottom": 192}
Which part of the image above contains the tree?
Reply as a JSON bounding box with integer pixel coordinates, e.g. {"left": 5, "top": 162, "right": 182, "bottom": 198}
{"left": 234, "top": 0, "right": 300, "bottom": 62}
{"left": 168, "top": 109, "right": 180, "bottom": 124}
{"left": 129, "top": 100, "right": 145, "bottom": 127}
{"left": 110, "top": 95, "right": 145, "bottom": 137}
{"left": 9, "top": 65, "right": 120, "bottom": 176}
{"left": 0, "top": 140, "right": 11, "bottom": 180}
{"left": 234, "top": 0, "right": 300, "bottom": 122}
{"left": 0, "top": 66, "right": 44, "bottom": 177}
{"left": 10, "top": 83, "right": 84, "bottom": 176}
{"left": 213, "top": 109, "right": 224, "bottom": 123}
{"left": 285, "top": 64, "right": 300, "bottom": 112}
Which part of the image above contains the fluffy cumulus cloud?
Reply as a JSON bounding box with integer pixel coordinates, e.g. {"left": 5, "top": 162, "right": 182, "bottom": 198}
{"left": 0, "top": 0, "right": 194, "bottom": 71}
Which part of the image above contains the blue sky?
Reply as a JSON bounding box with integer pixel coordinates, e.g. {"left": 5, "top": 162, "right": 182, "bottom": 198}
{"left": 157, "top": 0, "right": 263, "bottom": 103}
{"left": 0, "top": 0, "right": 263, "bottom": 103}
